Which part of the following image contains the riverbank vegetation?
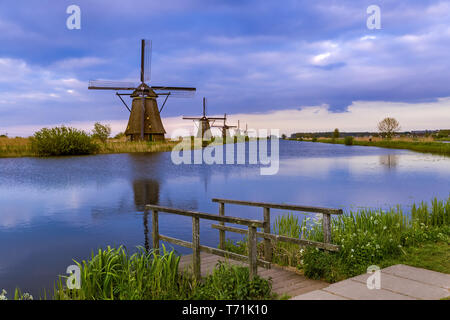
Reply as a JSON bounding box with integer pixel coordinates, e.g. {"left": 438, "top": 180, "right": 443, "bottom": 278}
{"left": 292, "top": 136, "right": 450, "bottom": 156}
{"left": 225, "top": 197, "right": 450, "bottom": 283}
{"left": 51, "top": 245, "right": 273, "bottom": 300}
{"left": 0, "top": 124, "right": 246, "bottom": 158}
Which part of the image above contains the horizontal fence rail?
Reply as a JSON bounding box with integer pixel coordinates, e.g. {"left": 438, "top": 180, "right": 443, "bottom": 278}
{"left": 211, "top": 198, "right": 342, "bottom": 262}
{"left": 212, "top": 198, "right": 343, "bottom": 215}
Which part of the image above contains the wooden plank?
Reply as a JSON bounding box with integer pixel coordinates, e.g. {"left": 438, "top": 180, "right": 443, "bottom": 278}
{"left": 198, "top": 245, "right": 271, "bottom": 269}
{"left": 145, "top": 204, "right": 263, "bottom": 227}
{"left": 248, "top": 226, "right": 258, "bottom": 279}
{"left": 159, "top": 234, "right": 192, "bottom": 248}
{"left": 263, "top": 207, "right": 272, "bottom": 262}
{"left": 152, "top": 210, "right": 159, "bottom": 251}
{"left": 212, "top": 198, "right": 343, "bottom": 215}
{"left": 323, "top": 213, "right": 331, "bottom": 243}
{"left": 192, "top": 217, "right": 201, "bottom": 280}
{"left": 219, "top": 202, "right": 225, "bottom": 250}
{"left": 211, "top": 224, "right": 340, "bottom": 252}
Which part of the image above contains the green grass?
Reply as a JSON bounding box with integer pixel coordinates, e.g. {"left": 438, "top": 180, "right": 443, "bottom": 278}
{"left": 51, "top": 245, "right": 273, "bottom": 300}
{"left": 224, "top": 196, "right": 450, "bottom": 283}
{"left": 315, "top": 138, "right": 450, "bottom": 156}
{"left": 379, "top": 242, "right": 450, "bottom": 274}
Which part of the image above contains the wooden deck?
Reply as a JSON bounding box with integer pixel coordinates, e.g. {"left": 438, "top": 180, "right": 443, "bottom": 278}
{"left": 179, "top": 252, "right": 328, "bottom": 298}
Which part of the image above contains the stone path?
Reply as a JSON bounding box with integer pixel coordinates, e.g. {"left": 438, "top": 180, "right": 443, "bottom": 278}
{"left": 291, "top": 264, "right": 450, "bottom": 300}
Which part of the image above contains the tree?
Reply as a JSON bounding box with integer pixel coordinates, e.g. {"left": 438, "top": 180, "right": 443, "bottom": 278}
{"left": 333, "top": 128, "right": 340, "bottom": 139}
{"left": 281, "top": 134, "right": 287, "bottom": 139}
{"left": 377, "top": 117, "right": 400, "bottom": 139}
{"left": 92, "top": 122, "right": 111, "bottom": 143}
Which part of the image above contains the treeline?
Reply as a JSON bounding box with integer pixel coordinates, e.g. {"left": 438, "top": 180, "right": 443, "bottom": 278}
{"left": 290, "top": 129, "right": 450, "bottom": 139}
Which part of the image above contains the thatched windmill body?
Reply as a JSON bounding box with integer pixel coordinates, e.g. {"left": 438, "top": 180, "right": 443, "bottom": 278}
{"left": 88, "top": 40, "right": 196, "bottom": 141}
{"left": 212, "top": 113, "right": 237, "bottom": 140}
{"left": 182, "top": 97, "right": 225, "bottom": 140}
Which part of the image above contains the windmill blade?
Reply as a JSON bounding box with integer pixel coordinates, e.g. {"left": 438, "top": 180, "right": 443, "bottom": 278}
{"left": 152, "top": 86, "right": 196, "bottom": 91}
{"left": 182, "top": 116, "right": 202, "bottom": 120}
{"left": 89, "top": 80, "right": 136, "bottom": 90}
{"left": 152, "top": 86, "right": 196, "bottom": 98}
{"left": 141, "top": 39, "right": 152, "bottom": 83}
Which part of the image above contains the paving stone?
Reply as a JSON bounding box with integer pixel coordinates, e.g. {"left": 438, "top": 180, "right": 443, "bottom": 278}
{"left": 291, "top": 290, "right": 349, "bottom": 300}
{"left": 323, "top": 279, "right": 416, "bottom": 300}
{"left": 351, "top": 272, "right": 450, "bottom": 300}
{"left": 382, "top": 264, "right": 450, "bottom": 289}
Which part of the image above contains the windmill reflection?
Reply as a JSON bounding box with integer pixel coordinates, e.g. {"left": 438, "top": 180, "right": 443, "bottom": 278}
{"left": 133, "top": 179, "right": 160, "bottom": 252}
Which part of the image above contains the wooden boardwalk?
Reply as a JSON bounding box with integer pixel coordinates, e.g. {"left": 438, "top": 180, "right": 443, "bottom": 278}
{"left": 179, "top": 253, "right": 328, "bottom": 298}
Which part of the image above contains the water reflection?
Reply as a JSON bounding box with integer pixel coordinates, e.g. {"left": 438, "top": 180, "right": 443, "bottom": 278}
{"left": 133, "top": 179, "right": 160, "bottom": 210}
{"left": 379, "top": 154, "right": 398, "bottom": 169}
{"left": 0, "top": 140, "right": 449, "bottom": 296}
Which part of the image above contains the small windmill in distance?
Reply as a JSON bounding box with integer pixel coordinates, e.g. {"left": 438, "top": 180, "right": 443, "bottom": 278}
{"left": 211, "top": 113, "right": 237, "bottom": 140}
{"left": 88, "top": 39, "right": 196, "bottom": 141}
{"left": 183, "top": 97, "right": 225, "bottom": 141}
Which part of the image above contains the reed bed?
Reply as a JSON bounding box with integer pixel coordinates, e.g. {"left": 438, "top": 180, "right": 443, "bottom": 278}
{"left": 52, "top": 245, "right": 273, "bottom": 300}
{"left": 0, "top": 137, "right": 34, "bottom": 157}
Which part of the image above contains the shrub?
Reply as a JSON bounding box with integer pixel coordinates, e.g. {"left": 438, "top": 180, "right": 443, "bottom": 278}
{"left": 344, "top": 136, "right": 354, "bottom": 145}
{"left": 31, "top": 126, "right": 99, "bottom": 156}
{"left": 312, "top": 137, "right": 317, "bottom": 142}
{"left": 92, "top": 122, "right": 111, "bottom": 143}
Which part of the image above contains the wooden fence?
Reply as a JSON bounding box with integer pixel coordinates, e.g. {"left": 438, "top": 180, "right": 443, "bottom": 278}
{"left": 145, "top": 199, "right": 342, "bottom": 280}
{"left": 145, "top": 204, "right": 269, "bottom": 280}
{"left": 211, "top": 198, "right": 343, "bottom": 262}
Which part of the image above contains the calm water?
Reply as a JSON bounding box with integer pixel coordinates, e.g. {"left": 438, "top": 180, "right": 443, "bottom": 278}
{"left": 0, "top": 140, "right": 449, "bottom": 296}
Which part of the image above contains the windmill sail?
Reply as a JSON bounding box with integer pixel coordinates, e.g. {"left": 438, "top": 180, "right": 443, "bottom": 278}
{"left": 88, "top": 80, "right": 136, "bottom": 90}
{"left": 142, "top": 39, "right": 152, "bottom": 82}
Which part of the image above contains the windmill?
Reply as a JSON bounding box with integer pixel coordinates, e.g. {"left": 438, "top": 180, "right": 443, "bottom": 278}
{"left": 212, "top": 113, "right": 237, "bottom": 140}
{"left": 182, "top": 97, "right": 225, "bottom": 140}
{"left": 88, "top": 39, "right": 196, "bottom": 141}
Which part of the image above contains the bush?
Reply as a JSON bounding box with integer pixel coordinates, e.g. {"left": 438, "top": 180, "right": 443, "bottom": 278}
{"left": 344, "top": 136, "right": 354, "bottom": 145}
{"left": 92, "top": 122, "right": 111, "bottom": 143}
{"left": 31, "top": 126, "right": 99, "bottom": 156}
{"left": 312, "top": 137, "right": 317, "bottom": 142}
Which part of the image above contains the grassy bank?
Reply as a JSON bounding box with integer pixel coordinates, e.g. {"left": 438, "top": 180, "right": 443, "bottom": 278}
{"left": 0, "top": 136, "right": 241, "bottom": 158}
{"left": 308, "top": 137, "right": 450, "bottom": 156}
{"left": 225, "top": 197, "right": 450, "bottom": 284}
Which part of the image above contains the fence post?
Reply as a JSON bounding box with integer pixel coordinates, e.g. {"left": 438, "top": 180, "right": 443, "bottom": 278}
{"left": 192, "top": 216, "right": 201, "bottom": 281}
{"left": 219, "top": 202, "right": 225, "bottom": 250}
{"left": 248, "top": 225, "right": 258, "bottom": 279}
{"left": 263, "top": 207, "right": 272, "bottom": 262}
{"left": 322, "top": 213, "right": 331, "bottom": 243}
{"left": 152, "top": 210, "right": 159, "bottom": 251}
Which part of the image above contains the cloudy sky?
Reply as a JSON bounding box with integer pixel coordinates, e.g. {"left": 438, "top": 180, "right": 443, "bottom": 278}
{"left": 1, "top": 0, "right": 449, "bottom": 136}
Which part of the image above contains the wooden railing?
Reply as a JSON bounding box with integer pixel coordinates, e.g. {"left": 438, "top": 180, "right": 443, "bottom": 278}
{"left": 145, "top": 204, "right": 270, "bottom": 280}
{"left": 211, "top": 198, "right": 343, "bottom": 262}
{"left": 145, "top": 199, "right": 343, "bottom": 280}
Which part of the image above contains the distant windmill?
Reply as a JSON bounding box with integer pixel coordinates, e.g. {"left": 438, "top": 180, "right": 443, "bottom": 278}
{"left": 88, "top": 39, "right": 196, "bottom": 141}
{"left": 212, "top": 113, "right": 237, "bottom": 140}
{"left": 183, "top": 97, "right": 225, "bottom": 140}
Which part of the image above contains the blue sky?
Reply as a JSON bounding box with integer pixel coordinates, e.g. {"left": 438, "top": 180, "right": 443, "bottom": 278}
{"left": 1, "top": 0, "right": 450, "bottom": 135}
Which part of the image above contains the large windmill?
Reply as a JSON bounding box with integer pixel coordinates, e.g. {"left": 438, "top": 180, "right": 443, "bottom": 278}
{"left": 182, "top": 97, "right": 225, "bottom": 140}
{"left": 88, "top": 39, "right": 196, "bottom": 141}
{"left": 212, "top": 113, "right": 237, "bottom": 140}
